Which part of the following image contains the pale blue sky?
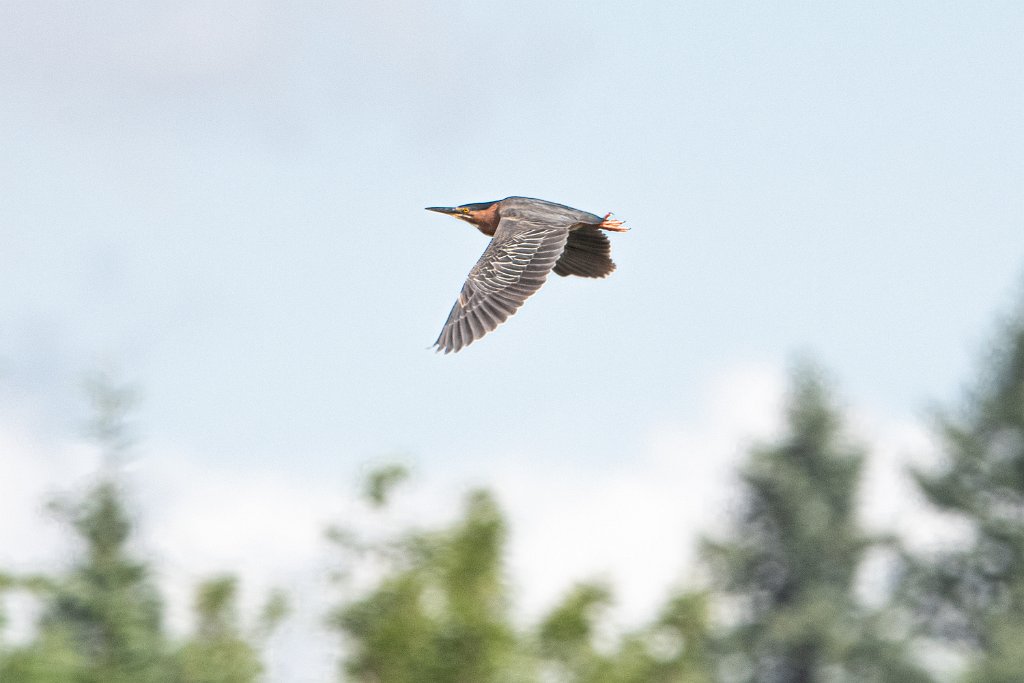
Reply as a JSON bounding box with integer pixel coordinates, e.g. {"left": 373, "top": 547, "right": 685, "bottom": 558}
{"left": 2, "top": 1, "right": 1022, "bottom": 485}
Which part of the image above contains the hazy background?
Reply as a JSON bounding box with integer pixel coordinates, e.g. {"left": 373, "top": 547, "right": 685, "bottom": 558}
{"left": 1, "top": 2, "right": 1022, "bottom": 680}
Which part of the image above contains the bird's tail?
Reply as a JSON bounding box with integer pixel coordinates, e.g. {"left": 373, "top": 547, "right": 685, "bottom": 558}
{"left": 552, "top": 226, "right": 616, "bottom": 278}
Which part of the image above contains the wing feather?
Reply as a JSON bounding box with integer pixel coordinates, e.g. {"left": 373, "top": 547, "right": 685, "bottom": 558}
{"left": 434, "top": 219, "right": 570, "bottom": 353}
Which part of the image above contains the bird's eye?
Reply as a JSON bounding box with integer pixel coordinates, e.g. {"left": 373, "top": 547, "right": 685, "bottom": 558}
{"left": 460, "top": 208, "right": 470, "bottom": 214}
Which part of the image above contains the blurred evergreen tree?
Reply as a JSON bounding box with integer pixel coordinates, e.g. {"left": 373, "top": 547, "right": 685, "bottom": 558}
{"left": 328, "top": 474, "right": 525, "bottom": 683}
{"left": 909, "top": 305, "right": 1024, "bottom": 681}
{"left": 702, "top": 365, "right": 931, "bottom": 683}
{"left": 0, "top": 379, "right": 171, "bottom": 683}
{"left": 0, "top": 375, "right": 280, "bottom": 683}
{"left": 0, "top": 476, "right": 171, "bottom": 683}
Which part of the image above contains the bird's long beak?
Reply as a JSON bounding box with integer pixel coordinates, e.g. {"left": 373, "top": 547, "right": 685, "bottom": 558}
{"left": 425, "top": 206, "right": 458, "bottom": 215}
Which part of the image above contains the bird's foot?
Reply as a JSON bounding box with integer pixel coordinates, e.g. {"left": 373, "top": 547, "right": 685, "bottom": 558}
{"left": 599, "top": 212, "right": 629, "bottom": 232}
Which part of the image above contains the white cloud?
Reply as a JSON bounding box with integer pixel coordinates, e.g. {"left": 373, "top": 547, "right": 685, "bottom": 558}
{"left": 481, "top": 363, "right": 787, "bottom": 626}
{"left": 852, "top": 410, "right": 973, "bottom": 552}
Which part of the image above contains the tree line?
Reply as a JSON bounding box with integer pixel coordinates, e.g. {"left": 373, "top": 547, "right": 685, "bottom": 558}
{"left": 2, "top": 294, "right": 1024, "bottom": 682}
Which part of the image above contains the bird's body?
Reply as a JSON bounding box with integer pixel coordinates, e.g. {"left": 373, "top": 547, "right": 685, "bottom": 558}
{"left": 426, "top": 196, "right": 628, "bottom": 353}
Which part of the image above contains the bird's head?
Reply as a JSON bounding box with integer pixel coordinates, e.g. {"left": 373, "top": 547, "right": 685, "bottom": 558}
{"left": 426, "top": 201, "right": 501, "bottom": 234}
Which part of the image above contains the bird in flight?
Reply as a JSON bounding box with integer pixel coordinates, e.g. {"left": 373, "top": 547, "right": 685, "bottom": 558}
{"left": 426, "top": 196, "right": 628, "bottom": 353}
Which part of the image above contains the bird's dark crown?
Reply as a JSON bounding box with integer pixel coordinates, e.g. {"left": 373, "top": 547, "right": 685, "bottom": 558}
{"left": 458, "top": 201, "right": 499, "bottom": 214}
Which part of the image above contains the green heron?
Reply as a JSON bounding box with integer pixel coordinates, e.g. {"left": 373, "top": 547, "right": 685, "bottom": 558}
{"left": 426, "top": 196, "right": 628, "bottom": 353}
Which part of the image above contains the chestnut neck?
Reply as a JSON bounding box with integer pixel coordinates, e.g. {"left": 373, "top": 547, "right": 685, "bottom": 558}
{"left": 467, "top": 202, "right": 501, "bottom": 236}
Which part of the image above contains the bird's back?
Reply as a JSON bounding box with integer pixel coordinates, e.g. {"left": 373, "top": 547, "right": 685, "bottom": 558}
{"left": 498, "top": 196, "right": 604, "bottom": 228}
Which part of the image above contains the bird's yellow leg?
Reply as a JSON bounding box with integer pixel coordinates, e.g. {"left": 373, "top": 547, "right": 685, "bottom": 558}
{"left": 599, "top": 212, "right": 629, "bottom": 232}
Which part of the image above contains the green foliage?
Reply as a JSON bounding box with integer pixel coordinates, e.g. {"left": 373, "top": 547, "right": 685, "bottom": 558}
{"left": 536, "top": 584, "right": 714, "bottom": 683}
{"left": 539, "top": 582, "right": 613, "bottom": 658}
{"left": 365, "top": 464, "right": 410, "bottom": 508}
{"left": 908, "top": 305, "right": 1024, "bottom": 680}
{"left": 255, "top": 589, "right": 289, "bottom": 641}
{"left": 703, "top": 364, "right": 930, "bottom": 682}
{"left": 330, "top": 484, "right": 522, "bottom": 682}
{"left": 537, "top": 581, "right": 615, "bottom": 681}
{"left": 642, "top": 591, "right": 716, "bottom": 683}
{"left": 331, "top": 467, "right": 714, "bottom": 683}
{"left": 173, "top": 576, "right": 267, "bottom": 683}
{"left": 0, "top": 628, "right": 90, "bottom": 683}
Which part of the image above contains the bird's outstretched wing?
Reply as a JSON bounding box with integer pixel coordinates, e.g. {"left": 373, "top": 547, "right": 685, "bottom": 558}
{"left": 435, "top": 219, "right": 569, "bottom": 353}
